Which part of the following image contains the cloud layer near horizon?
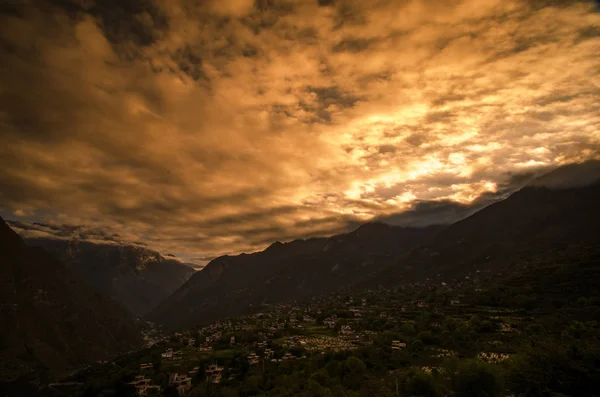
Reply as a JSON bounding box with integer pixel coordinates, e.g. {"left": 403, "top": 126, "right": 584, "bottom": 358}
{"left": 1, "top": 0, "right": 599, "bottom": 263}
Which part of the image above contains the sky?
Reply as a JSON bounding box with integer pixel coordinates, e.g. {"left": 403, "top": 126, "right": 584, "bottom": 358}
{"left": 1, "top": 0, "right": 599, "bottom": 265}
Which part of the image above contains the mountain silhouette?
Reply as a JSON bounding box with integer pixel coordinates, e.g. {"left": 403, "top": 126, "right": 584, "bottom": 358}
{"left": 0, "top": 218, "right": 141, "bottom": 384}
{"left": 149, "top": 223, "right": 444, "bottom": 328}
{"left": 20, "top": 237, "right": 195, "bottom": 315}
{"left": 370, "top": 160, "right": 600, "bottom": 286}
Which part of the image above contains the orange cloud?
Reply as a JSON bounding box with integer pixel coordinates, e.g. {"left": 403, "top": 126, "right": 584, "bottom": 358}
{"left": 0, "top": 0, "right": 598, "bottom": 263}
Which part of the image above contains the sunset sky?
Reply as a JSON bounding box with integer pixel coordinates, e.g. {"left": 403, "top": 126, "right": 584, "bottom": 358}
{"left": 1, "top": 0, "right": 599, "bottom": 265}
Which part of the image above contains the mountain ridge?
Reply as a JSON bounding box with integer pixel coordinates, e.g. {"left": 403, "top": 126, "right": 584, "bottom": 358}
{"left": 12, "top": 235, "right": 196, "bottom": 315}
{"left": 150, "top": 160, "right": 600, "bottom": 329}
{"left": 367, "top": 161, "right": 600, "bottom": 287}
{"left": 0, "top": 217, "right": 142, "bottom": 384}
{"left": 148, "top": 223, "right": 445, "bottom": 328}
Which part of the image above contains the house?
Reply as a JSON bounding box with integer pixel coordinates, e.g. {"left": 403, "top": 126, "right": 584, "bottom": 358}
{"left": 477, "top": 352, "right": 510, "bottom": 363}
{"left": 324, "top": 318, "right": 336, "bottom": 328}
{"left": 205, "top": 365, "right": 224, "bottom": 384}
{"left": 339, "top": 325, "right": 353, "bottom": 336}
{"left": 247, "top": 353, "right": 260, "bottom": 365}
{"left": 303, "top": 315, "right": 316, "bottom": 323}
{"left": 128, "top": 376, "right": 152, "bottom": 396}
{"left": 172, "top": 350, "right": 183, "bottom": 360}
{"left": 359, "top": 331, "right": 376, "bottom": 343}
{"left": 392, "top": 340, "right": 406, "bottom": 350}
{"left": 161, "top": 348, "right": 173, "bottom": 359}
{"left": 282, "top": 353, "right": 296, "bottom": 361}
{"left": 169, "top": 373, "right": 192, "bottom": 395}
{"left": 129, "top": 375, "right": 150, "bottom": 387}
{"left": 264, "top": 348, "right": 274, "bottom": 359}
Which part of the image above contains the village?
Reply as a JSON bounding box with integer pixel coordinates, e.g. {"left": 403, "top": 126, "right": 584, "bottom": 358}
{"left": 108, "top": 274, "right": 532, "bottom": 396}
{"left": 43, "top": 257, "right": 598, "bottom": 397}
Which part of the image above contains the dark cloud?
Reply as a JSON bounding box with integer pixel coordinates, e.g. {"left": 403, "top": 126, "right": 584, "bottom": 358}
{"left": 375, "top": 184, "right": 524, "bottom": 227}
{"left": 44, "top": 0, "right": 170, "bottom": 55}
{"left": 333, "top": 3, "right": 367, "bottom": 29}
{"left": 530, "top": 160, "right": 600, "bottom": 189}
{"left": 308, "top": 85, "right": 360, "bottom": 108}
{"left": 199, "top": 206, "right": 299, "bottom": 228}
{"left": 378, "top": 145, "right": 397, "bottom": 154}
{"left": 528, "top": 0, "right": 594, "bottom": 10}
{"left": 404, "top": 134, "right": 426, "bottom": 147}
{"left": 174, "top": 45, "right": 208, "bottom": 81}
{"left": 317, "top": 0, "right": 336, "bottom": 7}
{"left": 424, "top": 110, "right": 456, "bottom": 124}
{"left": 6, "top": 219, "right": 124, "bottom": 243}
{"left": 577, "top": 25, "right": 600, "bottom": 42}
{"left": 0, "top": 1, "right": 25, "bottom": 18}
{"left": 305, "top": 85, "right": 360, "bottom": 122}
{"left": 377, "top": 199, "right": 489, "bottom": 227}
{"left": 332, "top": 37, "right": 374, "bottom": 53}
{"left": 431, "top": 94, "right": 468, "bottom": 107}
{"left": 373, "top": 161, "right": 587, "bottom": 227}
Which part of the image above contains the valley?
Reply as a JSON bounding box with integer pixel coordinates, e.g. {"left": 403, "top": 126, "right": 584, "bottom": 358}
{"left": 2, "top": 161, "right": 599, "bottom": 397}
{"left": 37, "top": 251, "right": 600, "bottom": 397}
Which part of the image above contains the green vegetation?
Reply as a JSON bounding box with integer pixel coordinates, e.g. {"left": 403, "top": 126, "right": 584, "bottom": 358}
{"left": 33, "top": 254, "right": 600, "bottom": 397}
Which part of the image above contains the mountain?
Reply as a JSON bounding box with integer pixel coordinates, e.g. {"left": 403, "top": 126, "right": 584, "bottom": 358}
{"left": 149, "top": 223, "right": 444, "bottom": 328}
{"left": 370, "top": 161, "right": 600, "bottom": 286}
{"left": 16, "top": 237, "right": 195, "bottom": 315}
{"left": 0, "top": 217, "right": 142, "bottom": 385}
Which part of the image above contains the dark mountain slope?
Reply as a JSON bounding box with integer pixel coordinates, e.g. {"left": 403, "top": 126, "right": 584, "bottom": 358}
{"left": 0, "top": 217, "right": 142, "bottom": 384}
{"left": 371, "top": 161, "right": 600, "bottom": 286}
{"left": 149, "top": 223, "right": 444, "bottom": 328}
{"left": 16, "top": 237, "right": 195, "bottom": 315}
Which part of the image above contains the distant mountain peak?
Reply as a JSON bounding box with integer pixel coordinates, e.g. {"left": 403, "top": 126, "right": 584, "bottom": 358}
{"left": 355, "top": 222, "right": 390, "bottom": 231}
{"left": 19, "top": 235, "right": 196, "bottom": 315}
{"left": 528, "top": 159, "right": 600, "bottom": 190}
{"left": 369, "top": 161, "right": 600, "bottom": 287}
{"left": 267, "top": 241, "right": 284, "bottom": 250}
{"left": 0, "top": 216, "right": 27, "bottom": 247}
{"left": 149, "top": 223, "right": 443, "bottom": 328}
{"left": 0, "top": 218, "right": 142, "bottom": 381}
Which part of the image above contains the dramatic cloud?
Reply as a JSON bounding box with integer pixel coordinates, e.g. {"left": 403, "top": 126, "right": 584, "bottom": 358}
{"left": 1, "top": 0, "right": 599, "bottom": 263}
{"left": 530, "top": 159, "right": 600, "bottom": 188}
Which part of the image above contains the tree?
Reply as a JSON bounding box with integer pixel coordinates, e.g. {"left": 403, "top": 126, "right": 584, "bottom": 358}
{"left": 452, "top": 360, "right": 503, "bottom": 397}
{"left": 401, "top": 323, "right": 416, "bottom": 336}
{"left": 507, "top": 339, "right": 600, "bottom": 397}
{"left": 344, "top": 356, "right": 366, "bottom": 375}
{"left": 399, "top": 369, "right": 442, "bottom": 397}
{"left": 576, "top": 297, "right": 590, "bottom": 307}
{"left": 325, "top": 360, "right": 341, "bottom": 377}
{"left": 310, "top": 369, "right": 331, "bottom": 387}
{"left": 443, "top": 317, "right": 457, "bottom": 333}
{"left": 410, "top": 340, "right": 425, "bottom": 353}
{"left": 220, "top": 387, "right": 239, "bottom": 397}
{"left": 416, "top": 331, "right": 435, "bottom": 345}
{"left": 342, "top": 357, "right": 366, "bottom": 390}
